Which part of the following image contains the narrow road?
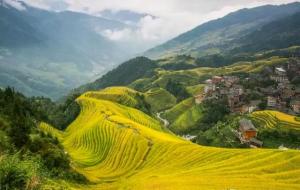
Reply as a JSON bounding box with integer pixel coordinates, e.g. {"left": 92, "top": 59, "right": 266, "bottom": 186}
{"left": 156, "top": 112, "right": 169, "bottom": 127}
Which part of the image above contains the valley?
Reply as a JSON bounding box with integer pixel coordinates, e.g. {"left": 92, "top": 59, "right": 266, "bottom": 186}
{"left": 1, "top": 1, "right": 300, "bottom": 189}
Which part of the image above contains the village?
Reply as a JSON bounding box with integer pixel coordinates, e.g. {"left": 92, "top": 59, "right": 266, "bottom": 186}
{"left": 194, "top": 59, "right": 300, "bottom": 148}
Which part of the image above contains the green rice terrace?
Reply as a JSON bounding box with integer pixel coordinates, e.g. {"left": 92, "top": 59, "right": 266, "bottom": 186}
{"left": 39, "top": 87, "right": 300, "bottom": 190}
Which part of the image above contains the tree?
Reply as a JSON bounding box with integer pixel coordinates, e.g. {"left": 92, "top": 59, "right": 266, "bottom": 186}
{"left": 165, "top": 80, "right": 190, "bottom": 102}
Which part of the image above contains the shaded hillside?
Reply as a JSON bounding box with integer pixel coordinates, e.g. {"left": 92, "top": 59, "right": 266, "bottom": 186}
{"left": 233, "top": 11, "right": 300, "bottom": 53}
{"left": 74, "top": 57, "right": 158, "bottom": 94}
{"left": 0, "top": 1, "right": 139, "bottom": 99}
{"left": 0, "top": 87, "right": 87, "bottom": 189}
{"left": 144, "top": 2, "right": 300, "bottom": 58}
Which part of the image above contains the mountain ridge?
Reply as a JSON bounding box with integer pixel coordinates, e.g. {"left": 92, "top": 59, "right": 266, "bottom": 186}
{"left": 144, "top": 2, "right": 300, "bottom": 59}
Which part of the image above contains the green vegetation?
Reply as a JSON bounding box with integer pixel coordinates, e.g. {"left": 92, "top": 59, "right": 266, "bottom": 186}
{"left": 75, "top": 57, "right": 157, "bottom": 94}
{"left": 193, "top": 117, "right": 244, "bottom": 148}
{"left": 30, "top": 94, "right": 81, "bottom": 130}
{"left": 164, "top": 98, "right": 230, "bottom": 135}
{"left": 186, "top": 84, "right": 204, "bottom": 95}
{"left": 0, "top": 87, "right": 87, "bottom": 189}
{"left": 144, "top": 88, "right": 177, "bottom": 112}
{"left": 163, "top": 98, "right": 195, "bottom": 123}
{"left": 165, "top": 80, "right": 191, "bottom": 102}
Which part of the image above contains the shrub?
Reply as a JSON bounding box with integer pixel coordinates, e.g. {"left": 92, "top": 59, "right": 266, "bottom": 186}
{"left": 0, "top": 131, "right": 11, "bottom": 153}
{"left": 42, "top": 148, "right": 69, "bottom": 170}
{"left": 0, "top": 155, "right": 42, "bottom": 190}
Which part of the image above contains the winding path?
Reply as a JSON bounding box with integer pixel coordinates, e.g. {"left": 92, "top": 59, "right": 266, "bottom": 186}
{"left": 156, "top": 112, "right": 169, "bottom": 127}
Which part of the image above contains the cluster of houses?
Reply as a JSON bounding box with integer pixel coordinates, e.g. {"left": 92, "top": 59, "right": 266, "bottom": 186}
{"left": 194, "top": 60, "right": 300, "bottom": 115}
{"left": 266, "top": 66, "right": 300, "bottom": 114}
{"left": 192, "top": 59, "right": 300, "bottom": 148}
{"left": 195, "top": 75, "right": 258, "bottom": 113}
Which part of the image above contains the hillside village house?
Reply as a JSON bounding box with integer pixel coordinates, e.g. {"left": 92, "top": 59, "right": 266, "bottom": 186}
{"left": 267, "top": 96, "right": 277, "bottom": 107}
{"left": 245, "top": 100, "right": 261, "bottom": 113}
{"left": 239, "top": 119, "right": 258, "bottom": 140}
{"left": 238, "top": 119, "right": 263, "bottom": 147}
{"left": 291, "top": 100, "right": 300, "bottom": 113}
{"left": 212, "top": 76, "right": 223, "bottom": 84}
{"left": 223, "top": 76, "right": 239, "bottom": 87}
{"left": 270, "top": 67, "right": 289, "bottom": 83}
{"left": 204, "top": 79, "right": 215, "bottom": 94}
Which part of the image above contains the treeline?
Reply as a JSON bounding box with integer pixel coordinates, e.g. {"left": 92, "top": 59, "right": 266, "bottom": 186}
{"left": 0, "top": 87, "right": 86, "bottom": 189}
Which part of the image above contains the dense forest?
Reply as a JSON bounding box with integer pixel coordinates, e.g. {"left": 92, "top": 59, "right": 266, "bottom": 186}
{"left": 0, "top": 87, "right": 86, "bottom": 189}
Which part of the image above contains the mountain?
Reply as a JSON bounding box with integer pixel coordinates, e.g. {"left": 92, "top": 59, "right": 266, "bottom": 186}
{"left": 0, "top": 1, "right": 143, "bottom": 99}
{"left": 232, "top": 11, "right": 300, "bottom": 53}
{"left": 73, "top": 56, "right": 158, "bottom": 94}
{"left": 144, "top": 2, "right": 300, "bottom": 59}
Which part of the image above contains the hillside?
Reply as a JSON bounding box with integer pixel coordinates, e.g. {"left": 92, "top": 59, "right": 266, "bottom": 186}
{"left": 144, "top": 2, "right": 300, "bottom": 59}
{"left": 0, "top": 1, "right": 143, "bottom": 99}
{"left": 74, "top": 57, "right": 158, "bottom": 95}
{"left": 0, "top": 87, "right": 88, "bottom": 190}
{"left": 38, "top": 87, "right": 300, "bottom": 189}
{"left": 233, "top": 11, "right": 300, "bottom": 53}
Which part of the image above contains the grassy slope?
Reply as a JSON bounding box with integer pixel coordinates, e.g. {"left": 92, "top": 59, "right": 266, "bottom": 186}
{"left": 162, "top": 85, "right": 205, "bottom": 133}
{"left": 131, "top": 56, "right": 288, "bottom": 91}
{"left": 251, "top": 110, "right": 300, "bottom": 130}
{"left": 186, "top": 84, "right": 205, "bottom": 96}
{"left": 40, "top": 87, "right": 300, "bottom": 190}
{"left": 144, "top": 88, "right": 177, "bottom": 112}
{"left": 163, "top": 98, "right": 204, "bottom": 134}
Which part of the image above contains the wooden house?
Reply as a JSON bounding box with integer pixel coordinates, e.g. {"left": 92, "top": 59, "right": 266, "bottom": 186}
{"left": 239, "top": 119, "right": 257, "bottom": 140}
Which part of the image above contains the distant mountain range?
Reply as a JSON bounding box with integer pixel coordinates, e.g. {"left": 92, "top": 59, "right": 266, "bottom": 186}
{"left": 0, "top": 1, "right": 146, "bottom": 99}
{"left": 144, "top": 2, "right": 300, "bottom": 59}
{"left": 76, "top": 2, "right": 300, "bottom": 96}
{"left": 2, "top": 1, "right": 300, "bottom": 100}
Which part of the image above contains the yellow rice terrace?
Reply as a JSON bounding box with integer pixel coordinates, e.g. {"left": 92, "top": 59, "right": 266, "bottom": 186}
{"left": 39, "top": 87, "right": 300, "bottom": 190}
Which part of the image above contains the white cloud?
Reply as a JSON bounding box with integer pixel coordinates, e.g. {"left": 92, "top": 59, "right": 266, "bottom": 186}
{"left": 101, "top": 28, "right": 133, "bottom": 41}
{"left": 3, "top": 0, "right": 26, "bottom": 11}
{"left": 23, "top": 0, "right": 299, "bottom": 48}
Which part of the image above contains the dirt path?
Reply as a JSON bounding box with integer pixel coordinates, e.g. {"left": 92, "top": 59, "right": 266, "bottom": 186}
{"left": 156, "top": 112, "right": 169, "bottom": 127}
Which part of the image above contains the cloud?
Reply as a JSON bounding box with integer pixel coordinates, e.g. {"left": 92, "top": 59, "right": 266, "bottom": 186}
{"left": 22, "top": 0, "right": 299, "bottom": 48}
{"left": 3, "top": 0, "right": 26, "bottom": 10}
{"left": 101, "top": 28, "right": 133, "bottom": 41}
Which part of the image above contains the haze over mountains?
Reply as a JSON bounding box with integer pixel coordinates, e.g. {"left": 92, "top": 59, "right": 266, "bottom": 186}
{"left": 1, "top": 1, "right": 300, "bottom": 189}
{"left": 145, "top": 2, "right": 300, "bottom": 58}
{"left": 76, "top": 2, "right": 300, "bottom": 94}
{"left": 0, "top": 0, "right": 152, "bottom": 99}
{"left": 1, "top": 1, "right": 300, "bottom": 100}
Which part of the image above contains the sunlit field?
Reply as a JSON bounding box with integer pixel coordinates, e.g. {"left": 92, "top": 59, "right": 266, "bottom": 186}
{"left": 40, "top": 87, "right": 300, "bottom": 190}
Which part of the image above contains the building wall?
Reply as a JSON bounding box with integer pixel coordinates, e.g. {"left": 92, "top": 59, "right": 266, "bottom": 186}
{"left": 243, "top": 131, "right": 257, "bottom": 140}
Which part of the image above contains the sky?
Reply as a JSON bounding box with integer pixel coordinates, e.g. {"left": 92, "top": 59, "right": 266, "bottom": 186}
{"left": 19, "top": 0, "right": 299, "bottom": 48}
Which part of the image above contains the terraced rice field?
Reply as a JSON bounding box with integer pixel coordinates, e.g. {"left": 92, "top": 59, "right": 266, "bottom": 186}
{"left": 40, "top": 87, "right": 300, "bottom": 190}
{"left": 251, "top": 110, "right": 300, "bottom": 130}
{"left": 144, "top": 88, "right": 176, "bottom": 112}
{"left": 163, "top": 97, "right": 203, "bottom": 133}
